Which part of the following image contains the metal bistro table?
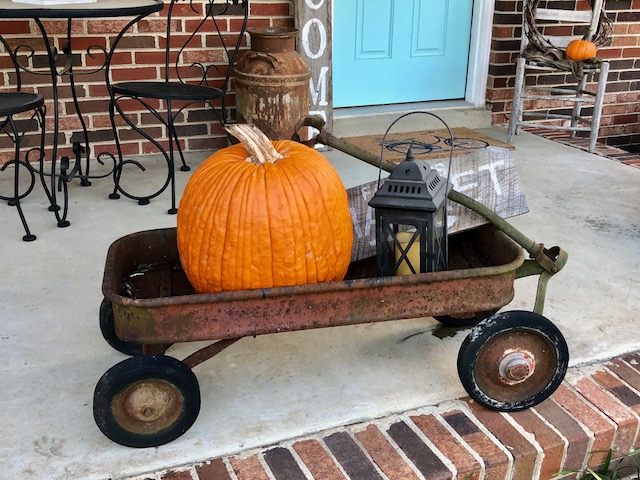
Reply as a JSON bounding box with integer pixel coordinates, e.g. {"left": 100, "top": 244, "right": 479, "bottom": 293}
{"left": 0, "top": 0, "right": 163, "bottom": 227}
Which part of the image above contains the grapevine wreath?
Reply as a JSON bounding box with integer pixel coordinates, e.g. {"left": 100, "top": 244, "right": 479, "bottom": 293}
{"left": 522, "top": 0, "right": 612, "bottom": 72}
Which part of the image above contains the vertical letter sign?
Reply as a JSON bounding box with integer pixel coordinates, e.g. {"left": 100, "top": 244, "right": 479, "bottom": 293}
{"left": 296, "top": 0, "right": 333, "bottom": 147}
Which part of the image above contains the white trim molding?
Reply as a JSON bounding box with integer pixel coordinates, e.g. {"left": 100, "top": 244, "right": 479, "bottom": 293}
{"left": 466, "top": 0, "right": 495, "bottom": 107}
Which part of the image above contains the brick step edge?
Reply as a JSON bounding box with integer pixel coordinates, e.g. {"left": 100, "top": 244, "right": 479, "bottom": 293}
{"left": 523, "top": 127, "right": 640, "bottom": 168}
{"left": 124, "top": 352, "right": 640, "bottom": 480}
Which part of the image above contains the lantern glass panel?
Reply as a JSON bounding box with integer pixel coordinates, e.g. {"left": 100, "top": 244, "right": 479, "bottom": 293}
{"left": 375, "top": 213, "right": 430, "bottom": 276}
{"left": 393, "top": 225, "right": 421, "bottom": 275}
{"left": 433, "top": 207, "right": 447, "bottom": 271}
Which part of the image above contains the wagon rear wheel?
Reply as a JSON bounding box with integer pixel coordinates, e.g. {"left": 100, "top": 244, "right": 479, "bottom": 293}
{"left": 457, "top": 310, "right": 568, "bottom": 412}
{"left": 99, "top": 298, "right": 143, "bottom": 356}
{"left": 93, "top": 355, "right": 200, "bottom": 447}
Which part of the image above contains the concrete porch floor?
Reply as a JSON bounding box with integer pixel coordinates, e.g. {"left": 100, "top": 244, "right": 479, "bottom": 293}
{"left": 1, "top": 126, "right": 639, "bottom": 480}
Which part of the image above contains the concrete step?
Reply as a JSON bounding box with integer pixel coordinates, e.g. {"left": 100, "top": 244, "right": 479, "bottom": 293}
{"left": 333, "top": 101, "right": 492, "bottom": 138}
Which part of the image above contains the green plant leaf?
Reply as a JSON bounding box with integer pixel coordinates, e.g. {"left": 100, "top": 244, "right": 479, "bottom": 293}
{"left": 602, "top": 449, "right": 613, "bottom": 471}
{"left": 553, "top": 470, "right": 579, "bottom": 477}
{"left": 555, "top": 448, "right": 640, "bottom": 479}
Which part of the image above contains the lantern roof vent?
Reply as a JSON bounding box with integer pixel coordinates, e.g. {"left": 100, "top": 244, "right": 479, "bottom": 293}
{"left": 369, "top": 147, "right": 449, "bottom": 212}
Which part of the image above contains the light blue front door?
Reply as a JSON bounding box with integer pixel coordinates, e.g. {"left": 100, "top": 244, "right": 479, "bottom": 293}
{"left": 333, "top": 0, "right": 473, "bottom": 108}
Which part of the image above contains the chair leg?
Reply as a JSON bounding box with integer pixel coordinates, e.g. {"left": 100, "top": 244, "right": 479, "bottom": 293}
{"left": 108, "top": 97, "right": 123, "bottom": 200}
{"left": 172, "top": 127, "right": 190, "bottom": 173}
{"left": 32, "top": 105, "right": 62, "bottom": 223}
{"left": 508, "top": 57, "right": 526, "bottom": 142}
{"left": 13, "top": 164, "right": 36, "bottom": 242}
{"left": 5, "top": 116, "right": 36, "bottom": 241}
{"left": 31, "top": 105, "right": 71, "bottom": 229}
{"left": 167, "top": 100, "right": 178, "bottom": 215}
{"left": 570, "top": 74, "right": 589, "bottom": 139}
{"left": 108, "top": 96, "right": 176, "bottom": 209}
{"left": 589, "top": 61, "right": 609, "bottom": 153}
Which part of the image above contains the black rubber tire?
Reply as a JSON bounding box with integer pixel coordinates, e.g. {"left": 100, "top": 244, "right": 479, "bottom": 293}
{"left": 99, "top": 298, "right": 143, "bottom": 356}
{"left": 457, "top": 310, "right": 569, "bottom": 412}
{"left": 434, "top": 309, "right": 499, "bottom": 328}
{"left": 93, "top": 355, "right": 201, "bottom": 448}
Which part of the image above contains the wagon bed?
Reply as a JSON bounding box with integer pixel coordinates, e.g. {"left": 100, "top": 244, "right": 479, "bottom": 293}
{"left": 104, "top": 224, "right": 524, "bottom": 346}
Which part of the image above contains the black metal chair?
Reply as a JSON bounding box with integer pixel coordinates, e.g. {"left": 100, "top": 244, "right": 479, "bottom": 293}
{"left": 107, "top": 0, "right": 249, "bottom": 214}
{"left": 0, "top": 92, "right": 48, "bottom": 241}
{"left": 0, "top": 34, "right": 73, "bottom": 241}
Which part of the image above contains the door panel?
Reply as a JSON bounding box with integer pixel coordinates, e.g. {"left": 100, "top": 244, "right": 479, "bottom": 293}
{"left": 357, "top": 0, "right": 392, "bottom": 59}
{"left": 333, "top": 0, "right": 473, "bottom": 108}
{"left": 414, "top": 0, "right": 445, "bottom": 55}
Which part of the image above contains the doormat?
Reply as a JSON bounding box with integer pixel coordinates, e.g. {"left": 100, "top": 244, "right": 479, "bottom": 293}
{"left": 342, "top": 127, "right": 514, "bottom": 164}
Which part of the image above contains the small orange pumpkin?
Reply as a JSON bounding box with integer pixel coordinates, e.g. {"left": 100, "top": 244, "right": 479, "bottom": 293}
{"left": 177, "top": 124, "right": 354, "bottom": 294}
{"left": 565, "top": 39, "right": 597, "bottom": 62}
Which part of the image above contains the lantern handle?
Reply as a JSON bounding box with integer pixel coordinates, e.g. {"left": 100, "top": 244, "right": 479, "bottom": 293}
{"left": 376, "top": 111, "right": 455, "bottom": 194}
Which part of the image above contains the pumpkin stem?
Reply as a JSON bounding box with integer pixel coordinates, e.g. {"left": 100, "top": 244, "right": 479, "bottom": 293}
{"left": 224, "top": 124, "right": 284, "bottom": 165}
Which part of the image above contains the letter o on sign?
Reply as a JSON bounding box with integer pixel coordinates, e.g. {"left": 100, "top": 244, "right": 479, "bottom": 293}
{"left": 305, "top": 0, "right": 324, "bottom": 9}
{"left": 302, "top": 18, "right": 327, "bottom": 60}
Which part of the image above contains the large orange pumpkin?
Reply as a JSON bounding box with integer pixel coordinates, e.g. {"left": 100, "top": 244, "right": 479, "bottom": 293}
{"left": 565, "top": 39, "right": 597, "bottom": 62}
{"left": 177, "top": 124, "right": 354, "bottom": 293}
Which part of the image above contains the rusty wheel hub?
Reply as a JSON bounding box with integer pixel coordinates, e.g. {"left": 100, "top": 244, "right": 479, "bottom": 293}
{"left": 113, "top": 379, "right": 183, "bottom": 434}
{"left": 498, "top": 350, "right": 536, "bottom": 385}
{"left": 473, "top": 329, "right": 557, "bottom": 404}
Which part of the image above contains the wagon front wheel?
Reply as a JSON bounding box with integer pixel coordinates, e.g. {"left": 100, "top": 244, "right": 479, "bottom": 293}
{"left": 93, "top": 355, "right": 201, "bottom": 447}
{"left": 457, "top": 310, "right": 568, "bottom": 412}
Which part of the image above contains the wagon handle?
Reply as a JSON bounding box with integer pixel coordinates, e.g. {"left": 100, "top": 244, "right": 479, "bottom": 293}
{"left": 292, "top": 114, "right": 568, "bottom": 276}
{"left": 543, "top": 248, "right": 568, "bottom": 312}
{"left": 292, "top": 115, "right": 399, "bottom": 173}
{"left": 447, "top": 189, "right": 564, "bottom": 276}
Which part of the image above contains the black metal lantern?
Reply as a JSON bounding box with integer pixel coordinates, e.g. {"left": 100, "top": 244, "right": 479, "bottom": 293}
{"left": 368, "top": 147, "right": 449, "bottom": 276}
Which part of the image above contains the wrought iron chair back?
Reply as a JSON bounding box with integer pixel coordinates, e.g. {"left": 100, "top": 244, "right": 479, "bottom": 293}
{"left": 107, "top": 0, "right": 249, "bottom": 214}
{"left": 161, "top": 0, "right": 245, "bottom": 96}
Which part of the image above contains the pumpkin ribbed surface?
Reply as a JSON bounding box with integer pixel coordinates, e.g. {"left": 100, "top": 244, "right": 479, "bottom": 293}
{"left": 177, "top": 127, "right": 353, "bottom": 294}
{"left": 565, "top": 39, "right": 597, "bottom": 62}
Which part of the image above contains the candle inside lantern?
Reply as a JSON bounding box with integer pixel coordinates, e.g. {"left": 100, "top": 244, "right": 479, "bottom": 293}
{"left": 394, "top": 231, "right": 421, "bottom": 275}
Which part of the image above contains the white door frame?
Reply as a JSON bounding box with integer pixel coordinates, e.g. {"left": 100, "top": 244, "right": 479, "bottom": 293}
{"left": 466, "top": 0, "right": 495, "bottom": 107}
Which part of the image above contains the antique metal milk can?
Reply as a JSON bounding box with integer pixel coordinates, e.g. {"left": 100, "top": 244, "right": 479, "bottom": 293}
{"left": 234, "top": 27, "right": 311, "bottom": 140}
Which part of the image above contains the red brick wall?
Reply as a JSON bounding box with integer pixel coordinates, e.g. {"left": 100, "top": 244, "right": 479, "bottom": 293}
{"left": 0, "top": 0, "right": 294, "bottom": 163}
{"left": 488, "top": 0, "right": 640, "bottom": 151}
{"left": 2, "top": 0, "right": 639, "bottom": 163}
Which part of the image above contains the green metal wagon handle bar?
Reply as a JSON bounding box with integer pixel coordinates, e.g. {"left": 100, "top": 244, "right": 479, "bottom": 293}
{"left": 293, "top": 115, "right": 568, "bottom": 314}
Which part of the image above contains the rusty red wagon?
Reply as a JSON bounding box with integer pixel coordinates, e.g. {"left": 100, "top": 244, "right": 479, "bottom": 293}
{"left": 93, "top": 118, "right": 569, "bottom": 448}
